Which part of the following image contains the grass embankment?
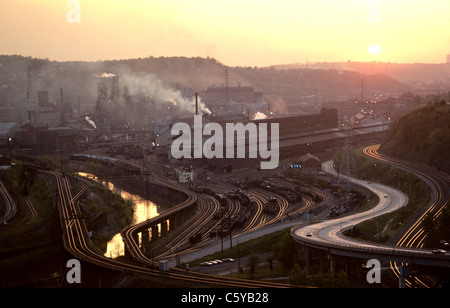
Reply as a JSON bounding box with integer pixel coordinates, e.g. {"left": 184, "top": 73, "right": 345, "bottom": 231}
{"left": 0, "top": 158, "right": 134, "bottom": 283}
{"left": 85, "top": 182, "right": 134, "bottom": 252}
{"left": 0, "top": 164, "right": 54, "bottom": 243}
{"left": 183, "top": 228, "right": 289, "bottom": 269}
{"left": 183, "top": 228, "right": 349, "bottom": 287}
{"left": 0, "top": 164, "right": 63, "bottom": 284}
{"left": 334, "top": 147, "right": 430, "bottom": 244}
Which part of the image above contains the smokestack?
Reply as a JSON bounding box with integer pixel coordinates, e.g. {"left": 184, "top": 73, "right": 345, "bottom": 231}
{"left": 38, "top": 91, "right": 49, "bottom": 107}
{"left": 361, "top": 78, "right": 365, "bottom": 103}
{"left": 225, "top": 69, "right": 230, "bottom": 106}
{"left": 195, "top": 92, "right": 198, "bottom": 115}
{"left": 27, "top": 66, "right": 31, "bottom": 100}
{"left": 60, "top": 88, "right": 64, "bottom": 126}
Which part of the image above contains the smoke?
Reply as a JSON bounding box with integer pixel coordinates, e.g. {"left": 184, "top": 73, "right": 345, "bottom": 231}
{"left": 119, "top": 72, "right": 211, "bottom": 114}
{"left": 96, "top": 72, "right": 116, "bottom": 78}
{"left": 18, "top": 58, "right": 212, "bottom": 129}
{"left": 85, "top": 116, "right": 96, "bottom": 129}
{"left": 253, "top": 111, "right": 268, "bottom": 120}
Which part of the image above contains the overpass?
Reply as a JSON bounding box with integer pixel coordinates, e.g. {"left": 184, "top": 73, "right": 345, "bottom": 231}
{"left": 291, "top": 148, "right": 450, "bottom": 286}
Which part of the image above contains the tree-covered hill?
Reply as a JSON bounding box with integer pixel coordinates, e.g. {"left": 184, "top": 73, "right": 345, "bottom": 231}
{"left": 0, "top": 55, "right": 406, "bottom": 107}
{"left": 380, "top": 101, "right": 450, "bottom": 174}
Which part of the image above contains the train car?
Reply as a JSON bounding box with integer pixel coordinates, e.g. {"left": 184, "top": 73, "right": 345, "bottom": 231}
{"left": 263, "top": 197, "right": 279, "bottom": 215}
{"left": 69, "top": 154, "right": 91, "bottom": 161}
{"left": 214, "top": 193, "right": 228, "bottom": 207}
{"left": 189, "top": 233, "right": 202, "bottom": 244}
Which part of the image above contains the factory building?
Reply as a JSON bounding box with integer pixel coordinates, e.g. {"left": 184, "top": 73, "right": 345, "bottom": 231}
{"left": 297, "top": 153, "right": 322, "bottom": 169}
{"left": 200, "top": 85, "right": 264, "bottom": 116}
{"left": 0, "top": 122, "right": 19, "bottom": 146}
{"left": 155, "top": 108, "right": 344, "bottom": 168}
{"left": 201, "top": 85, "right": 263, "bottom": 106}
{"left": 0, "top": 107, "right": 22, "bottom": 124}
{"left": 22, "top": 90, "right": 67, "bottom": 127}
{"left": 254, "top": 108, "right": 338, "bottom": 136}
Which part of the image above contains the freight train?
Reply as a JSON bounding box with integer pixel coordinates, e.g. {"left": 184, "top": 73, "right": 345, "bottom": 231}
{"left": 69, "top": 153, "right": 141, "bottom": 175}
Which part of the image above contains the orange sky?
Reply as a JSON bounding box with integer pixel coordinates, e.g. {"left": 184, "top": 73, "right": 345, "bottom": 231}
{"left": 0, "top": 0, "right": 449, "bottom": 66}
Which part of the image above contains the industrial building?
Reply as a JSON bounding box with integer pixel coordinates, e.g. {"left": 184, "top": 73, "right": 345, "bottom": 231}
{"left": 254, "top": 108, "right": 338, "bottom": 135}
{"left": 201, "top": 85, "right": 263, "bottom": 106}
{"left": 150, "top": 107, "right": 382, "bottom": 171}
{"left": 297, "top": 153, "right": 322, "bottom": 169}
{"left": 23, "top": 91, "right": 65, "bottom": 127}
{"left": 0, "top": 122, "right": 19, "bottom": 146}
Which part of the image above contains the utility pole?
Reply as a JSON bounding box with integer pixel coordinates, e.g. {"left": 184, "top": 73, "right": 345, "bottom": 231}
{"left": 338, "top": 126, "right": 356, "bottom": 218}
{"left": 229, "top": 210, "right": 232, "bottom": 249}
{"left": 237, "top": 240, "right": 241, "bottom": 269}
{"left": 338, "top": 126, "right": 356, "bottom": 192}
{"left": 225, "top": 69, "right": 230, "bottom": 107}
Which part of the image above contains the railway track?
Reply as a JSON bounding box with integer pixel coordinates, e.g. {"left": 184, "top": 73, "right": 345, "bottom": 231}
{"left": 43, "top": 169, "right": 290, "bottom": 287}
{"left": 363, "top": 145, "right": 450, "bottom": 288}
{"left": 0, "top": 180, "right": 16, "bottom": 224}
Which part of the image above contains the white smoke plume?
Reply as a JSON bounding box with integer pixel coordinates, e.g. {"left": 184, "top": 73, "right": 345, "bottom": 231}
{"left": 85, "top": 116, "right": 96, "bottom": 129}
{"left": 120, "top": 73, "right": 211, "bottom": 114}
{"left": 96, "top": 72, "right": 116, "bottom": 78}
{"left": 253, "top": 111, "right": 268, "bottom": 120}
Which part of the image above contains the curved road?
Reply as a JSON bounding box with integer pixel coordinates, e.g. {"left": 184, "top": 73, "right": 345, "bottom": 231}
{"left": 292, "top": 146, "right": 450, "bottom": 271}
{"left": 293, "top": 159, "right": 410, "bottom": 251}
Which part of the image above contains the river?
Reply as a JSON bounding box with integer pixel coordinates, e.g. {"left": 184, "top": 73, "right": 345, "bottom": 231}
{"left": 77, "top": 172, "right": 160, "bottom": 259}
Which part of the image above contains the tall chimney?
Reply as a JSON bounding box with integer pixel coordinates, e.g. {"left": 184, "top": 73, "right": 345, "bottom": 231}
{"left": 195, "top": 92, "right": 198, "bottom": 115}
{"left": 360, "top": 78, "right": 365, "bottom": 103}
{"left": 60, "top": 88, "right": 64, "bottom": 125}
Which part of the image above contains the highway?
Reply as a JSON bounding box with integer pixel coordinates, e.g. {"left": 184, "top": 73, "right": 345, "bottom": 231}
{"left": 36, "top": 143, "right": 448, "bottom": 287}
{"left": 292, "top": 145, "right": 450, "bottom": 278}
{"left": 292, "top": 159, "right": 413, "bottom": 252}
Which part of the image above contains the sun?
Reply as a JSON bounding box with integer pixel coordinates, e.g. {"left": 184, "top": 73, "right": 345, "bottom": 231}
{"left": 368, "top": 44, "right": 382, "bottom": 57}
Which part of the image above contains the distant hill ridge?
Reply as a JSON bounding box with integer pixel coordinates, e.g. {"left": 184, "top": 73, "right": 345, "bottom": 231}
{"left": 272, "top": 61, "right": 450, "bottom": 85}
{"left": 0, "top": 55, "right": 407, "bottom": 105}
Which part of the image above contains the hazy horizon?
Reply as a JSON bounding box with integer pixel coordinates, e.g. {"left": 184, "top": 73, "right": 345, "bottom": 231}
{"left": 1, "top": 53, "right": 449, "bottom": 68}
{"left": 1, "top": 1, "right": 449, "bottom": 67}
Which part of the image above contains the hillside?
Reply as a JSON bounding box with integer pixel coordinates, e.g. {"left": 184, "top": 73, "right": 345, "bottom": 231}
{"left": 0, "top": 55, "right": 407, "bottom": 109}
{"left": 380, "top": 101, "right": 450, "bottom": 174}
{"left": 274, "top": 61, "right": 450, "bottom": 85}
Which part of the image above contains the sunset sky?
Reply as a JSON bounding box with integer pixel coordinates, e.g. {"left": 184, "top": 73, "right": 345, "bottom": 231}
{"left": 1, "top": 0, "right": 449, "bottom": 67}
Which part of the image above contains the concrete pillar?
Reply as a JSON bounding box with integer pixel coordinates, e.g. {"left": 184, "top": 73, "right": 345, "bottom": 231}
{"left": 399, "top": 276, "right": 406, "bottom": 288}
{"left": 329, "top": 254, "right": 335, "bottom": 272}
{"left": 161, "top": 221, "right": 168, "bottom": 237}
{"left": 151, "top": 225, "right": 159, "bottom": 242}
{"left": 319, "top": 253, "right": 327, "bottom": 272}
{"left": 170, "top": 216, "right": 177, "bottom": 231}
{"left": 176, "top": 213, "right": 183, "bottom": 227}
{"left": 142, "top": 229, "right": 150, "bottom": 256}
{"left": 304, "top": 247, "right": 311, "bottom": 272}
{"left": 344, "top": 259, "right": 349, "bottom": 278}
{"left": 132, "top": 232, "right": 139, "bottom": 248}
{"left": 123, "top": 239, "right": 130, "bottom": 258}
{"left": 356, "top": 260, "right": 363, "bottom": 278}
{"left": 399, "top": 264, "right": 411, "bottom": 288}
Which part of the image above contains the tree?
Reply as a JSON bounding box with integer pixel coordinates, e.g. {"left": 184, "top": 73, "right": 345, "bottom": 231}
{"left": 335, "top": 270, "right": 349, "bottom": 288}
{"left": 290, "top": 264, "right": 309, "bottom": 286}
{"left": 246, "top": 253, "right": 259, "bottom": 280}
{"left": 272, "top": 232, "right": 296, "bottom": 273}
